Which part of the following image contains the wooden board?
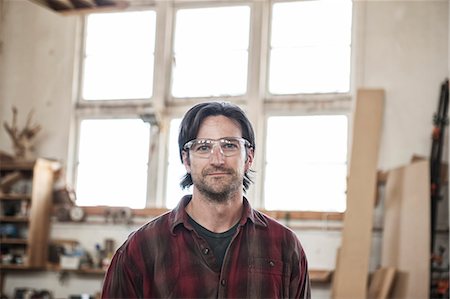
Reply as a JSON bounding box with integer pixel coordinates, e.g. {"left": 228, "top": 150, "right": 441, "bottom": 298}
{"left": 367, "top": 267, "right": 396, "bottom": 299}
{"left": 332, "top": 89, "right": 384, "bottom": 299}
{"left": 309, "top": 269, "right": 333, "bottom": 283}
{"left": 27, "top": 159, "right": 60, "bottom": 267}
{"left": 29, "top": 0, "right": 129, "bottom": 15}
{"left": 381, "top": 160, "right": 430, "bottom": 298}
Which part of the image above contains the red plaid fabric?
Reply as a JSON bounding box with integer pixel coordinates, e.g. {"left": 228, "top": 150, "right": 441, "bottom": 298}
{"left": 102, "top": 196, "right": 310, "bottom": 298}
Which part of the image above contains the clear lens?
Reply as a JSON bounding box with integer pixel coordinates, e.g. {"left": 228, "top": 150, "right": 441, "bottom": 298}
{"left": 185, "top": 137, "right": 249, "bottom": 158}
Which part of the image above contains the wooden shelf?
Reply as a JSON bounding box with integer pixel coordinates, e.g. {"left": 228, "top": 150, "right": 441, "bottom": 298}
{"left": 82, "top": 205, "right": 345, "bottom": 222}
{"left": 0, "top": 238, "right": 28, "bottom": 245}
{"left": 47, "top": 264, "right": 106, "bottom": 275}
{"left": 0, "top": 194, "right": 31, "bottom": 201}
{"left": 0, "top": 161, "right": 35, "bottom": 171}
{"left": 0, "top": 264, "right": 31, "bottom": 270}
{"left": 0, "top": 159, "right": 59, "bottom": 270}
{"left": 309, "top": 269, "right": 333, "bottom": 283}
{"left": 0, "top": 216, "right": 29, "bottom": 223}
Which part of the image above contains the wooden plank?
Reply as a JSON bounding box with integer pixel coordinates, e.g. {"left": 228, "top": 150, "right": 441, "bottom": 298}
{"left": 381, "top": 160, "right": 430, "bottom": 298}
{"left": 69, "top": 0, "right": 95, "bottom": 9}
{"left": 309, "top": 269, "right": 333, "bottom": 283}
{"left": 27, "top": 159, "right": 59, "bottom": 267}
{"left": 59, "top": 1, "right": 128, "bottom": 15}
{"left": 0, "top": 216, "right": 29, "bottom": 222}
{"left": 0, "top": 194, "right": 31, "bottom": 201}
{"left": 28, "top": 0, "right": 128, "bottom": 15}
{"left": 47, "top": 0, "right": 74, "bottom": 10}
{"left": 332, "top": 89, "right": 384, "bottom": 299}
{"left": 0, "top": 161, "right": 35, "bottom": 171}
{"left": 367, "top": 267, "right": 396, "bottom": 299}
{"left": 0, "top": 238, "right": 28, "bottom": 245}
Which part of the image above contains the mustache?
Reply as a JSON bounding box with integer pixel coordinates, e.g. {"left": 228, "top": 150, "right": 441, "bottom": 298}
{"left": 202, "top": 167, "right": 234, "bottom": 175}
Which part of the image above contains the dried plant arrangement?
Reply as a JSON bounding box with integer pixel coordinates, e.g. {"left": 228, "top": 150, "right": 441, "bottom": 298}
{"left": 3, "top": 106, "right": 42, "bottom": 160}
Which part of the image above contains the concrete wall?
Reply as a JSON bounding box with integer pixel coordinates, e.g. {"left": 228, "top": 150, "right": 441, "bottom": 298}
{"left": 0, "top": 0, "right": 449, "bottom": 298}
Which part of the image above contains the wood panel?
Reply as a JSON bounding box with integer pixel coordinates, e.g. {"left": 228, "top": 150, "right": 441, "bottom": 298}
{"left": 381, "top": 160, "right": 430, "bottom": 298}
{"left": 367, "top": 267, "right": 396, "bottom": 299}
{"left": 332, "top": 89, "right": 385, "bottom": 298}
{"left": 27, "top": 159, "right": 60, "bottom": 268}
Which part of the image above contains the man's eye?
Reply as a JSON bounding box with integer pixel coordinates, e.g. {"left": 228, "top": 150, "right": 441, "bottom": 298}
{"left": 223, "top": 143, "right": 238, "bottom": 149}
{"left": 196, "top": 145, "right": 211, "bottom": 152}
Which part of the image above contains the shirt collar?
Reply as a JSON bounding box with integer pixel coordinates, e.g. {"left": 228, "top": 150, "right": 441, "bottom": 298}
{"left": 170, "top": 195, "right": 267, "bottom": 235}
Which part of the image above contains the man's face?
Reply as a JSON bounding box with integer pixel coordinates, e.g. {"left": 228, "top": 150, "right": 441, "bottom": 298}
{"left": 182, "top": 115, "right": 254, "bottom": 202}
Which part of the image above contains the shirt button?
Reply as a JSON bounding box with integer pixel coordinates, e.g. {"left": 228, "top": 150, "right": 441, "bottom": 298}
{"left": 269, "top": 260, "right": 275, "bottom": 267}
{"left": 203, "top": 248, "right": 209, "bottom": 255}
{"left": 221, "top": 279, "right": 226, "bottom": 286}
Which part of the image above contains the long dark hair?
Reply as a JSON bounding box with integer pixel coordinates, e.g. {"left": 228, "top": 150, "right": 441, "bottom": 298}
{"left": 178, "top": 101, "right": 255, "bottom": 192}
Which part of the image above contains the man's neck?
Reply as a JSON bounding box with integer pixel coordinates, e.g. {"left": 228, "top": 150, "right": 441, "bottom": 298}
{"left": 186, "top": 189, "right": 244, "bottom": 233}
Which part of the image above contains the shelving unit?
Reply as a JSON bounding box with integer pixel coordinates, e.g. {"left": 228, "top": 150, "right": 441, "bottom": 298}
{"left": 0, "top": 159, "right": 60, "bottom": 272}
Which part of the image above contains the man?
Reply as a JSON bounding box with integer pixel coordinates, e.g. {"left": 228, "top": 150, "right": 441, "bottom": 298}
{"left": 101, "top": 102, "right": 311, "bottom": 298}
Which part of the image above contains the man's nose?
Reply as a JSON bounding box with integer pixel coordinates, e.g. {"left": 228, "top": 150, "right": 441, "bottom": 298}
{"left": 209, "top": 143, "right": 225, "bottom": 164}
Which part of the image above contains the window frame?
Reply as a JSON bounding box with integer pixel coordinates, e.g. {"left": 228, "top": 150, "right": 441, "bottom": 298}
{"left": 70, "top": 0, "right": 354, "bottom": 217}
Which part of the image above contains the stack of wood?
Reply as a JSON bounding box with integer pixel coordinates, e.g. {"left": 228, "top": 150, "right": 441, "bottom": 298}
{"left": 332, "top": 89, "right": 431, "bottom": 299}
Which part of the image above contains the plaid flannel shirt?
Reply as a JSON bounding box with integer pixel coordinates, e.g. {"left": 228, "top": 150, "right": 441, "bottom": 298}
{"left": 102, "top": 195, "right": 311, "bottom": 298}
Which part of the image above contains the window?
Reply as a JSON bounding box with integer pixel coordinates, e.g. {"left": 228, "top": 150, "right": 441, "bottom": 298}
{"left": 172, "top": 6, "right": 250, "bottom": 98}
{"left": 264, "top": 115, "right": 348, "bottom": 212}
{"left": 75, "top": 119, "right": 150, "bottom": 208}
{"left": 73, "top": 1, "right": 353, "bottom": 212}
{"left": 269, "top": 0, "right": 352, "bottom": 94}
{"left": 74, "top": 10, "right": 156, "bottom": 208}
{"left": 82, "top": 11, "right": 156, "bottom": 100}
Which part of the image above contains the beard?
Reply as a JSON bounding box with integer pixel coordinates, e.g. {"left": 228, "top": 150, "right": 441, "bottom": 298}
{"left": 192, "top": 166, "right": 243, "bottom": 203}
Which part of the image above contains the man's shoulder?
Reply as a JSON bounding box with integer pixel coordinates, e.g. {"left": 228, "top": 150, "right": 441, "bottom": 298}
{"left": 135, "top": 210, "right": 174, "bottom": 235}
{"left": 117, "top": 211, "right": 175, "bottom": 253}
{"left": 251, "top": 209, "right": 280, "bottom": 225}
{"left": 248, "top": 209, "right": 306, "bottom": 256}
{"left": 251, "top": 209, "right": 294, "bottom": 234}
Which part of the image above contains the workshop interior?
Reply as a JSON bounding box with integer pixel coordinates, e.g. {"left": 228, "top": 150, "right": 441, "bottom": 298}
{"left": 0, "top": 0, "right": 449, "bottom": 298}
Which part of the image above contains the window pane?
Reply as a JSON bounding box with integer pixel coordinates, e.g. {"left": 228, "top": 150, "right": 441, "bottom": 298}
{"left": 166, "top": 119, "right": 191, "bottom": 208}
{"left": 82, "top": 11, "right": 156, "bottom": 100}
{"left": 264, "top": 115, "right": 348, "bottom": 212}
{"left": 172, "top": 6, "right": 250, "bottom": 97}
{"left": 269, "top": 0, "right": 352, "bottom": 94}
{"left": 76, "top": 119, "right": 150, "bottom": 208}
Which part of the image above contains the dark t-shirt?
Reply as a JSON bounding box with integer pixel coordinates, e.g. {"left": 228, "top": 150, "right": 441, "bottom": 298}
{"left": 188, "top": 215, "right": 239, "bottom": 268}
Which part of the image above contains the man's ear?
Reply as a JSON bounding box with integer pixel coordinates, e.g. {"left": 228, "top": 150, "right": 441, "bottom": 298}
{"left": 244, "top": 148, "right": 254, "bottom": 172}
{"left": 182, "top": 150, "right": 191, "bottom": 173}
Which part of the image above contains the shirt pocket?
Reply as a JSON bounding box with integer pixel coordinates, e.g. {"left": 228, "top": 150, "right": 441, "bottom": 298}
{"left": 249, "top": 257, "right": 285, "bottom": 275}
{"left": 248, "top": 257, "right": 291, "bottom": 298}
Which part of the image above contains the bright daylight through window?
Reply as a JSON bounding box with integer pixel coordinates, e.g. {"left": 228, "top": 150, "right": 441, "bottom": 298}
{"left": 265, "top": 115, "right": 348, "bottom": 212}
{"left": 75, "top": 119, "right": 150, "bottom": 208}
{"left": 82, "top": 11, "right": 156, "bottom": 100}
{"left": 269, "top": 0, "right": 352, "bottom": 94}
{"left": 172, "top": 6, "right": 250, "bottom": 98}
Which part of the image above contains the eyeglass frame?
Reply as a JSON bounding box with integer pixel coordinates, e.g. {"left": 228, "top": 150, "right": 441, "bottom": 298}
{"left": 183, "top": 137, "right": 252, "bottom": 159}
